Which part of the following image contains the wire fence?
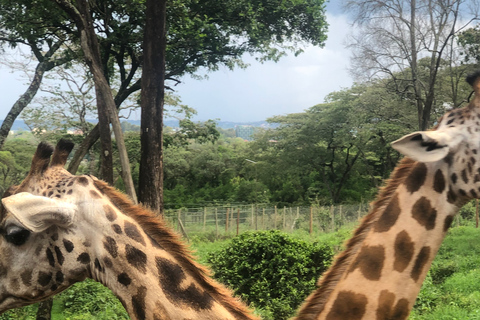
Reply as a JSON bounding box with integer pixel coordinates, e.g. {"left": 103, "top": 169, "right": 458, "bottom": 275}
{"left": 163, "top": 203, "right": 370, "bottom": 240}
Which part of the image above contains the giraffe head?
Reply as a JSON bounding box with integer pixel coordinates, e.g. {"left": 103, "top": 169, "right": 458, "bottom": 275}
{"left": 392, "top": 70, "right": 480, "bottom": 205}
{"left": 0, "top": 139, "right": 101, "bottom": 311}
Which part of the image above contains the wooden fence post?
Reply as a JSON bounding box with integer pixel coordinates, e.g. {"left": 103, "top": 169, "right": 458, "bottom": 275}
{"left": 274, "top": 206, "right": 277, "bottom": 229}
{"left": 203, "top": 207, "right": 207, "bottom": 231}
{"left": 237, "top": 208, "right": 240, "bottom": 236}
{"left": 177, "top": 217, "right": 189, "bottom": 241}
{"left": 262, "top": 208, "right": 265, "bottom": 230}
{"left": 283, "top": 206, "right": 286, "bottom": 230}
{"left": 310, "top": 207, "right": 313, "bottom": 235}
{"left": 251, "top": 204, "right": 254, "bottom": 227}
{"left": 215, "top": 208, "right": 219, "bottom": 239}
{"left": 177, "top": 209, "right": 181, "bottom": 232}
{"left": 330, "top": 205, "right": 335, "bottom": 232}
{"left": 225, "top": 208, "right": 229, "bottom": 233}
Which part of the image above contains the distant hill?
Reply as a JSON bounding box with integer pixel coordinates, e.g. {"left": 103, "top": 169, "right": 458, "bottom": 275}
{"left": 0, "top": 119, "right": 30, "bottom": 131}
{"left": 1, "top": 119, "right": 274, "bottom": 131}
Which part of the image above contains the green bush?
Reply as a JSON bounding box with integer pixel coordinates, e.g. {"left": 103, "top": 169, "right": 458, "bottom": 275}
{"left": 55, "top": 279, "right": 128, "bottom": 319}
{"left": 207, "top": 230, "right": 333, "bottom": 320}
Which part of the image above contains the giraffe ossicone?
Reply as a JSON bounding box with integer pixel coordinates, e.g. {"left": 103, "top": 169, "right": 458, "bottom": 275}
{"left": 0, "top": 139, "right": 257, "bottom": 320}
{"left": 295, "top": 71, "right": 480, "bottom": 320}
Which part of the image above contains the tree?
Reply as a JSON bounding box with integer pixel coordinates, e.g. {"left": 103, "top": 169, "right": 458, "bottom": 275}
{"left": 21, "top": 64, "right": 97, "bottom": 142}
{"left": 53, "top": 0, "right": 137, "bottom": 203}
{"left": 0, "top": 0, "right": 329, "bottom": 206}
{"left": 138, "top": 0, "right": 166, "bottom": 212}
{"left": 345, "top": 0, "right": 479, "bottom": 130}
{"left": 0, "top": 11, "right": 75, "bottom": 150}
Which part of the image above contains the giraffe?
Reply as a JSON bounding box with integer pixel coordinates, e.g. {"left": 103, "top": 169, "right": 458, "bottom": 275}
{"left": 294, "top": 71, "right": 480, "bottom": 320}
{"left": 0, "top": 139, "right": 258, "bottom": 320}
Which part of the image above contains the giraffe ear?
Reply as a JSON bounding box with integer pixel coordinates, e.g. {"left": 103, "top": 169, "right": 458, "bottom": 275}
{"left": 391, "top": 130, "right": 463, "bottom": 162}
{"left": 1, "top": 192, "right": 76, "bottom": 232}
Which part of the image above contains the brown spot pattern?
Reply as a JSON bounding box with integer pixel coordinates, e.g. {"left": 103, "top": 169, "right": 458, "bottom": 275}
{"left": 433, "top": 169, "right": 445, "bottom": 193}
{"left": 156, "top": 257, "right": 214, "bottom": 310}
{"left": 90, "top": 190, "right": 101, "bottom": 199}
{"left": 54, "top": 246, "right": 64, "bottom": 265}
{"left": 326, "top": 290, "right": 367, "bottom": 320}
{"left": 124, "top": 221, "right": 146, "bottom": 246}
{"left": 63, "top": 239, "right": 74, "bottom": 252}
{"left": 451, "top": 173, "right": 457, "bottom": 184}
{"left": 349, "top": 245, "right": 385, "bottom": 281}
{"left": 103, "top": 237, "right": 118, "bottom": 258}
{"left": 376, "top": 290, "right": 410, "bottom": 320}
{"left": 404, "top": 163, "right": 427, "bottom": 193}
{"left": 21, "top": 270, "right": 32, "bottom": 286}
{"left": 132, "top": 286, "right": 147, "bottom": 320}
{"left": 444, "top": 215, "right": 454, "bottom": 232}
{"left": 374, "top": 194, "right": 401, "bottom": 233}
{"left": 77, "top": 252, "right": 91, "bottom": 264}
{"left": 411, "top": 197, "right": 437, "bottom": 230}
{"left": 46, "top": 248, "right": 55, "bottom": 267}
{"left": 125, "top": 244, "right": 147, "bottom": 273}
{"left": 411, "top": 246, "right": 431, "bottom": 282}
{"left": 462, "top": 169, "right": 469, "bottom": 184}
{"left": 447, "top": 187, "right": 457, "bottom": 204}
{"left": 38, "top": 272, "right": 52, "bottom": 286}
{"left": 104, "top": 205, "right": 117, "bottom": 222}
{"left": 112, "top": 224, "right": 122, "bottom": 234}
{"left": 118, "top": 273, "right": 131, "bottom": 287}
{"left": 77, "top": 176, "right": 89, "bottom": 186}
{"left": 393, "top": 231, "right": 414, "bottom": 273}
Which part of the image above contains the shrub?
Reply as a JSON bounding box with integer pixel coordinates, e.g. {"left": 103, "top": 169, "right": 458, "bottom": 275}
{"left": 56, "top": 279, "right": 128, "bottom": 319}
{"left": 207, "top": 230, "right": 333, "bottom": 319}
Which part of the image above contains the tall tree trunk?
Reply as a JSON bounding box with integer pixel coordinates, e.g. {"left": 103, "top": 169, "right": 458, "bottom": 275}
{"left": 35, "top": 298, "right": 52, "bottom": 320}
{"left": 138, "top": 0, "right": 167, "bottom": 212}
{"left": 54, "top": 0, "right": 137, "bottom": 203}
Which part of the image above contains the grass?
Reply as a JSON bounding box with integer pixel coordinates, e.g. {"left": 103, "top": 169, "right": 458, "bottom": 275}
{"left": 410, "top": 224, "right": 480, "bottom": 319}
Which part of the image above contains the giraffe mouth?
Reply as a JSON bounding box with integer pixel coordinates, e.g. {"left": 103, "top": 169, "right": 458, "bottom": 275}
{"left": 0, "top": 288, "right": 63, "bottom": 314}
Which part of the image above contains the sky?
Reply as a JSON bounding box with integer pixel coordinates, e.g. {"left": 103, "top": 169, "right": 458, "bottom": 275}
{"left": 0, "top": 1, "right": 353, "bottom": 123}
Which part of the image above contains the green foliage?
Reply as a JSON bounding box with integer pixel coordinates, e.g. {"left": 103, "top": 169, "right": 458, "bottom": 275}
{"left": 0, "top": 304, "right": 37, "bottom": 320}
{"left": 207, "top": 230, "right": 333, "bottom": 319}
{"left": 54, "top": 280, "right": 128, "bottom": 320}
{"left": 0, "top": 135, "right": 38, "bottom": 194}
{"left": 411, "top": 225, "right": 480, "bottom": 319}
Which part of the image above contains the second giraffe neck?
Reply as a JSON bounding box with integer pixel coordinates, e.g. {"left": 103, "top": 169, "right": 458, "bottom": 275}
{"left": 296, "top": 160, "right": 459, "bottom": 320}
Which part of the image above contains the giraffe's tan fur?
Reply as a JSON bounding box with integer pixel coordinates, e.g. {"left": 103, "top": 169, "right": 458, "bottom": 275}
{"left": 0, "top": 140, "right": 257, "bottom": 320}
{"left": 295, "top": 158, "right": 418, "bottom": 319}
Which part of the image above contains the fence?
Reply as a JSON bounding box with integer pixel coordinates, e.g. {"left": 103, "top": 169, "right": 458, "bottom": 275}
{"left": 163, "top": 203, "right": 369, "bottom": 240}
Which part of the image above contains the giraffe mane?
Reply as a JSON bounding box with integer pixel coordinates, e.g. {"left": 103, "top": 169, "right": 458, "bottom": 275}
{"left": 92, "top": 179, "right": 257, "bottom": 320}
{"left": 295, "top": 157, "right": 416, "bottom": 319}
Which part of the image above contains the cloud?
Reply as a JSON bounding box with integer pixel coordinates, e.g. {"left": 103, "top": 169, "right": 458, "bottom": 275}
{"left": 175, "top": 13, "right": 353, "bottom": 122}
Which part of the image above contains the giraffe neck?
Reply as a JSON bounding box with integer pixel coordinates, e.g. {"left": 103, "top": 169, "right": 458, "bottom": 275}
{"left": 295, "top": 159, "right": 459, "bottom": 320}
{"left": 90, "top": 180, "right": 257, "bottom": 320}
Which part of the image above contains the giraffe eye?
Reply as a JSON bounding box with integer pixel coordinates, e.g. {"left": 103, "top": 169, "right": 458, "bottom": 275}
{"left": 4, "top": 225, "right": 30, "bottom": 246}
